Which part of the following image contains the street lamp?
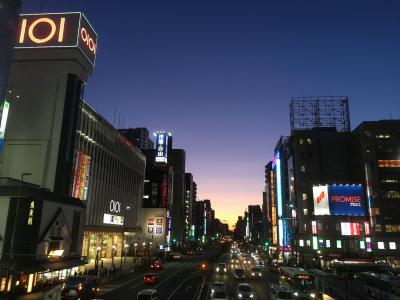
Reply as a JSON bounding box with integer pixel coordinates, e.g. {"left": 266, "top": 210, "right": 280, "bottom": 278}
{"left": 6, "top": 172, "right": 31, "bottom": 292}
{"left": 149, "top": 242, "right": 153, "bottom": 261}
{"left": 134, "top": 243, "right": 138, "bottom": 269}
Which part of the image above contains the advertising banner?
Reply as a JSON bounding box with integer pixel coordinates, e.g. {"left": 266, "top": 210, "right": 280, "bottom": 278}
{"left": 341, "top": 222, "right": 360, "bottom": 236}
{"left": 313, "top": 185, "right": 329, "bottom": 215}
{"left": 313, "top": 185, "right": 366, "bottom": 216}
{"left": 328, "top": 185, "right": 365, "bottom": 216}
{"left": 72, "top": 152, "right": 91, "bottom": 200}
{"left": 155, "top": 132, "right": 168, "bottom": 163}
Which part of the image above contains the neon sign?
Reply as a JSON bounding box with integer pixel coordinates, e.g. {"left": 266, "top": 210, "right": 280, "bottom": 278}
{"left": 0, "top": 101, "right": 10, "bottom": 153}
{"left": 16, "top": 13, "right": 98, "bottom": 66}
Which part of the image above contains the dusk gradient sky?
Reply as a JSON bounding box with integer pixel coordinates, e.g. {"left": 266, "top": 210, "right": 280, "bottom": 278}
{"left": 23, "top": 0, "right": 400, "bottom": 227}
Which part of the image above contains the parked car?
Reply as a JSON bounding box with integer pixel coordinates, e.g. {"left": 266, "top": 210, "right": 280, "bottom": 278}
{"left": 137, "top": 289, "right": 159, "bottom": 300}
{"left": 61, "top": 276, "right": 99, "bottom": 300}
{"left": 143, "top": 273, "right": 160, "bottom": 284}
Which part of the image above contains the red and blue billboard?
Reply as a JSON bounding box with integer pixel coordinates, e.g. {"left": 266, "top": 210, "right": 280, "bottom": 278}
{"left": 313, "top": 184, "right": 366, "bottom": 216}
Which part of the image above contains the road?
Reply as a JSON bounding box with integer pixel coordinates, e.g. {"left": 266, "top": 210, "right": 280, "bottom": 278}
{"left": 206, "top": 253, "right": 279, "bottom": 300}
{"left": 99, "top": 255, "right": 205, "bottom": 300}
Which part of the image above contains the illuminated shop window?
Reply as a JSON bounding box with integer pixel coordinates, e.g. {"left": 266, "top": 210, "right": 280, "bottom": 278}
{"left": 377, "top": 242, "right": 385, "bottom": 250}
{"left": 360, "top": 241, "right": 365, "bottom": 249}
{"left": 326, "top": 240, "right": 331, "bottom": 248}
{"left": 336, "top": 240, "right": 342, "bottom": 249}
{"left": 303, "top": 209, "right": 308, "bottom": 216}
{"left": 299, "top": 240, "right": 304, "bottom": 247}
{"left": 389, "top": 242, "right": 396, "bottom": 250}
{"left": 302, "top": 193, "right": 307, "bottom": 200}
{"left": 306, "top": 240, "right": 311, "bottom": 247}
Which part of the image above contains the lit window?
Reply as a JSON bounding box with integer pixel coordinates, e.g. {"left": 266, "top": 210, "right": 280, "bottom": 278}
{"left": 336, "top": 240, "right": 342, "bottom": 249}
{"left": 299, "top": 240, "right": 304, "bottom": 247}
{"left": 307, "top": 138, "right": 312, "bottom": 144}
{"left": 389, "top": 242, "right": 396, "bottom": 250}
{"left": 299, "top": 139, "right": 304, "bottom": 145}
{"left": 378, "top": 242, "right": 385, "bottom": 249}
{"left": 306, "top": 240, "right": 311, "bottom": 247}
{"left": 385, "top": 225, "right": 392, "bottom": 232}
{"left": 375, "top": 224, "right": 382, "bottom": 232}
{"left": 301, "top": 165, "right": 306, "bottom": 172}
{"left": 378, "top": 160, "right": 400, "bottom": 168}
{"left": 326, "top": 240, "right": 331, "bottom": 248}
{"left": 303, "top": 209, "right": 308, "bottom": 216}
{"left": 376, "top": 134, "right": 391, "bottom": 139}
{"left": 143, "top": 195, "right": 149, "bottom": 199}
{"left": 360, "top": 241, "right": 365, "bottom": 249}
{"left": 27, "top": 201, "right": 35, "bottom": 225}
{"left": 302, "top": 193, "right": 307, "bottom": 201}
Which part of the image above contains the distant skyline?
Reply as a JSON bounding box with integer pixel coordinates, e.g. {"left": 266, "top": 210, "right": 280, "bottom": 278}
{"left": 22, "top": 0, "right": 400, "bottom": 227}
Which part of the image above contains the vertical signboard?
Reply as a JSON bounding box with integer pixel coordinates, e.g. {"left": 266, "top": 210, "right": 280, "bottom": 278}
{"left": 155, "top": 132, "right": 168, "bottom": 163}
{"left": 0, "top": 100, "right": 10, "bottom": 153}
{"left": 72, "top": 151, "right": 91, "bottom": 200}
{"left": 313, "top": 185, "right": 329, "bottom": 215}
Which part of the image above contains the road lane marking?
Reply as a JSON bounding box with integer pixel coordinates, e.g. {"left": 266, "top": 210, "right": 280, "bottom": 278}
{"left": 166, "top": 275, "right": 202, "bottom": 300}
{"left": 154, "top": 262, "right": 194, "bottom": 290}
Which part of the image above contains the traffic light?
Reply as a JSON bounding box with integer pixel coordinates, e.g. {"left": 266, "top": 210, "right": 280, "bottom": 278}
{"left": 264, "top": 241, "right": 269, "bottom": 247}
{"left": 172, "top": 238, "right": 177, "bottom": 244}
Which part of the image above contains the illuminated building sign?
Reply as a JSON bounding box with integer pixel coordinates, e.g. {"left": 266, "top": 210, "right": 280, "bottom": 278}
{"left": 161, "top": 175, "right": 168, "bottom": 208}
{"left": 155, "top": 132, "right": 169, "bottom": 163}
{"left": 189, "top": 225, "right": 195, "bottom": 241}
{"left": 48, "top": 249, "right": 64, "bottom": 257}
{"left": 72, "top": 152, "right": 91, "bottom": 200}
{"left": 341, "top": 222, "right": 361, "bottom": 236}
{"left": 364, "top": 221, "right": 371, "bottom": 235}
{"left": 366, "top": 237, "right": 372, "bottom": 252}
{"left": 313, "top": 185, "right": 366, "bottom": 216}
{"left": 311, "top": 220, "right": 317, "bottom": 234}
{"left": 272, "top": 225, "right": 278, "bottom": 245}
{"left": 103, "top": 213, "right": 124, "bottom": 225}
{"left": 0, "top": 100, "right": 10, "bottom": 153}
{"left": 16, "top": 13, "right": 98, "bottom": 66}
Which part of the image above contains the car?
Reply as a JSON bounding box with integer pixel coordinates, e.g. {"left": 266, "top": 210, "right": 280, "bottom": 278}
{"left": 251, "top": 267, "right": 263, "bottom": 278}
{"left": 268, "top": 263, "right": 280, "bottom": 272}
{"left": 270, "top": 284, "right": 293, "bottom": 300}
{"left": 236, "top": 283, "right": 254, "bottom": 299}
{"left": 210, "top": 282, "right": 228, "bottom": 300}
{"left": 149, "top": 261, "right": 163, "bottom": 271}
{"left": 143, "top": 273, "right": 160, "bottom": 284}
{"left": 233, "top": 268, "right": 245, "bottom": 279}
{"left": 171, "top": 253, "right": 182, "bottom": 260}
{"left": 216, "top": 263, "right": 227, "bottom": 274}
{"left": 137, "top": 289, "right": 160, "bottom": 300}
{"left": 61, "top": 276, "right": 100, "bottom": 300}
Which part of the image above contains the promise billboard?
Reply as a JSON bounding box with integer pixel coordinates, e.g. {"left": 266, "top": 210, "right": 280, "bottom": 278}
{"left": 313, "top": 184, "right": 366, "bottom": 216}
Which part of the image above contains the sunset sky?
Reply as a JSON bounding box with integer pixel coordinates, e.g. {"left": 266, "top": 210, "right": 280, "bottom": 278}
{"left": 23, "top": 0, "right": 400, "bottom": 227}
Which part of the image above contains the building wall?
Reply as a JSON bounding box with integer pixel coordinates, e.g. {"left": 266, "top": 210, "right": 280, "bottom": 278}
{"left": 171, "top": 149, "right": 186, "bottom": 244}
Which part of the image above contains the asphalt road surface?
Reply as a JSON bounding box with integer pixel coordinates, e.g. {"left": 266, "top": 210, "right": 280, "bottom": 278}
{"left": 206, "top": 254, "right": 279, "bottom": 300}
{"left": 99, "top": 255, "right": 205, "bottom": 300}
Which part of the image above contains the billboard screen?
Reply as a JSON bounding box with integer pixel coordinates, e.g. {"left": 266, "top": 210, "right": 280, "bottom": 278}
{"left": 155, "top": 132, "right": 168, "bottom": 163}
{"left": 341, "top": 222, "right": 360, "bottom": 236}
{"left": 16, "top": 13, "right": 98, "bottom": 66}
{"left": 313, "top": 185, "right": 365, "bottom": 216}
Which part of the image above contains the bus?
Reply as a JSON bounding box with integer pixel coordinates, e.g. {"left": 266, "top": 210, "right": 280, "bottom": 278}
{"left": 279, "top": 267, "right": 320, "bottom": 299}
{"left": 360, "top": 272, "right": 400, "bottom": 300}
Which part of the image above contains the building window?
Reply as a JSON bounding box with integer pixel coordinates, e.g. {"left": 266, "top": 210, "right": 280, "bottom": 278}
{"left": 378, "top": 242, "right": 385, "bottom": 250}
{"left": 326, "top": 240, "right": 331, "bottom": 248}
{"left": 299, "top": 240, "right": 304, "bottom": 247}
{"left": 301, "top": 165, "right": 306, "bottom": 172}
{"left": 336, "top": 240, "right": 342, "bottom": 249}
{"left": 143, "top": 195, "right": 149, "bottom": 199}
{"left": 376, "top": 133, "right": 391, "bottom": 139}
{"left": 307, "top": 138, "right": 312, "bottom": 144}
{"left": 306, "top": 240, "right": 311, "bottom": 247}
{"left": 378, "top": 160, "right": 400, "bottom": 168}
{"left": 302, "top": 193, "right": 307, "bottom": 201}
{"left": 381, "top": 179, "right": 399, "bottom": 184}
{"left": 389, "top": 242, "right": 396, "bottom": 250}
{"left": 27, "top": 201, "right": 34, "bottom": 225}
{"left": 375, "top": 224, "right": 382, "bottom": 232}
{"left": 382, "top": 191, "right": 400, "bottom": 199}
{"left": 385, "top": 225, "right": 392, "bottom": 232}
{"left": 299, "top": 139, "right": 304, "bottom": 145}
{"left": 303, "top": 209, "right": 308, "bottom": 216}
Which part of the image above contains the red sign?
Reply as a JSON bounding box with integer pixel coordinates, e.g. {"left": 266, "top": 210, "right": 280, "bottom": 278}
{"left": 16, "top": 13, "right": 98, "bottom": 66}
{"left": 341, "top": 222, "right": 360, "bottom": 236}
{"left": 364, "top": 221, "right": 370, "bottom": 235}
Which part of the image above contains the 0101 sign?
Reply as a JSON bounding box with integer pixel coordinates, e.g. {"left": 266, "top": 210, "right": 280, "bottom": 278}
{"left": 16, "top": 12, "right": 98, "bottom": 67}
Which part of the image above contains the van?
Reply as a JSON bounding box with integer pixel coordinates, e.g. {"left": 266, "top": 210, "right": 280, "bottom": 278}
{"left": 270, "top": 284, "right": 293, "bottom": 300}
{"left": 137, "top": 289, "right": 159, "bottom": 300}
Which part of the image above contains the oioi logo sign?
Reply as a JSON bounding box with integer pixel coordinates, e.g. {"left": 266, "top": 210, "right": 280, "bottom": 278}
{"left": 109, "top": 200, "right": 121, "bottom": 213}
{"left": 16, "top": 12, "right": 98, "bottom": 66}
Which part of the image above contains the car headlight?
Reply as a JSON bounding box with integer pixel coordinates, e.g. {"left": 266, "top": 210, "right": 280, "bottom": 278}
{"left": 250, "top": 294, "right": 254, "bottom": 298}
{"left": 294, "top": 292, "right": 299, "bottom": 297}
{"left": 310, "top": 293, "right": 316, "bottom": 298}
{"left": 216, "top": 268, "right": 220, "bottom": 271}
{"left": 238, "top": 293, "right": 243, "bottom": 298}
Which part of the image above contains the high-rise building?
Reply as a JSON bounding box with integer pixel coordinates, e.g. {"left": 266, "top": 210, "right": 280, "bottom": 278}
{"left": 0, "top": 0, "right": 21, "bottom": 103}
{"left": 247, "top": 205, "right": 266, "bottom": 245}
{"left": 184, "top": 173, "right": 194, "bottom": 243}
{"left": 352, "top": 120, "right": 400, "bottom": 259}
{"left": 118, "top": 127, "right": 154, "bottom": 151}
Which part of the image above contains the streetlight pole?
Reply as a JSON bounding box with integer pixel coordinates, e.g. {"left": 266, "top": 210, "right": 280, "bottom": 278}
{"left": 95, "top": 246, "right": 101, "bottom": 279}
{"left": 111, "top": 244, "right": 116, "bottom": 270}
{"left": 6, "top": 172, "right": 31, "bottom": 294}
